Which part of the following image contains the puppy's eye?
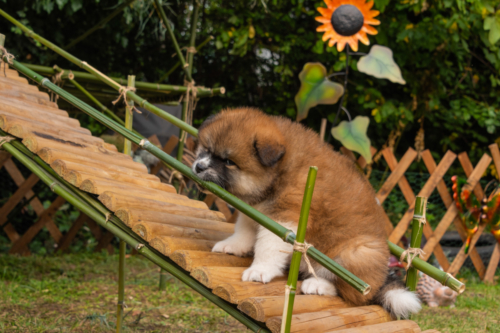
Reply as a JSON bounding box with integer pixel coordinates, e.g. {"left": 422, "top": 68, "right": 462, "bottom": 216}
{"left": 225, "top": 159, "right": 236, "bottom": 166}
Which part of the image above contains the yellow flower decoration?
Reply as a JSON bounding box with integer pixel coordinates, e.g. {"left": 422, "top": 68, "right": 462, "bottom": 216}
{"left": 315, "top": 0, "right": 380, "bottom": 52}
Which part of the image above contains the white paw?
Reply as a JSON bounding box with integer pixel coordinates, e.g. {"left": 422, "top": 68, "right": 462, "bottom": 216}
{"left": 242, "top": 264, "right": 283, "bottom": 283}
{"left": 301, "top": 277, "right": 337, "bottom": 296}
{"left": 212, "top": 238, "right": 253, "bottom": 257}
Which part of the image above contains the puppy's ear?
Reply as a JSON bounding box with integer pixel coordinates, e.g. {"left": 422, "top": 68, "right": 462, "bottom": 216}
{"left": 254, "top": 137, "right": 285, "bottom": 167}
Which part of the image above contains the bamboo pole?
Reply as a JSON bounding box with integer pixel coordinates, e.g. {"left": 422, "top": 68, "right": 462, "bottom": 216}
{"left": 281, "top": 166, "right": 317, "bottom": 333}
{"left": 152, "top": 0, "right": 192, "bottom": 82}
{"left": 156, "top": 36, "right": 213, "bottom": 83}
{"left": 4, "top": 59, "right": 371, "bottom": 295}
{"left": 405, "top": 197, "right": 427, "bottom": 292}
{"left": 0, "top": 141, "right": 269, "bottom": 333}
{"left": 116, "top": 75, "right": 135, "bottom": 333}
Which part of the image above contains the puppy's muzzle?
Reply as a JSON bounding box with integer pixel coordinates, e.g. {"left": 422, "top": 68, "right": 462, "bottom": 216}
{"left": 195, "top": 163, "right": 208, "bottom": 173}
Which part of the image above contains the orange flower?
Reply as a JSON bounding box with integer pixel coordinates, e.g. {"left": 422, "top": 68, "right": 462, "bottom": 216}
{"left": 315, "top": 0, "right": 380, "bottom": 52}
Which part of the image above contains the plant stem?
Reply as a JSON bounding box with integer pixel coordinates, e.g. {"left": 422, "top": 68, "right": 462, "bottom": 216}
{"left": 156, "top": 36, "right": 213, "bottom": 83}
{"left": 152, "top": 0, "right": 193, "bottom": 82}
{"left": 332, "top": 45, "right": 350, "bottom": 126}
{"left": 281, "top": 166, "right": 317, "bottom": 333}
{"left": 406, "top": 197, "right": 427, "bottom": 292}
{"left": 159, "top": 269, "right": 168, "bottom": 291}
{"left": 7, "top": 60, "right": 371, "bottom": 295}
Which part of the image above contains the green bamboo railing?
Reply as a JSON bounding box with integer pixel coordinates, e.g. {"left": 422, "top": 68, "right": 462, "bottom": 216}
{"left": 0, "top": 138, "right": 270, "bottom": 333}
{"left": 281, "top": 166, "right": 317, "bottom": 333}
{"left": 406, "top": 197, "right": 427, "bottom": 292}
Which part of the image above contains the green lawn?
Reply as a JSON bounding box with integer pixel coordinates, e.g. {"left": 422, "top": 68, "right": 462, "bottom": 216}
{"left": 0, "top": 253, "right": 498, "bottom": 332}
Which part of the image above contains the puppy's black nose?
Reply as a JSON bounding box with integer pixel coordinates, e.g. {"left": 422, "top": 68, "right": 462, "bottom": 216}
{"left": 195, "top": 163, "right": 208, "bottom": 173}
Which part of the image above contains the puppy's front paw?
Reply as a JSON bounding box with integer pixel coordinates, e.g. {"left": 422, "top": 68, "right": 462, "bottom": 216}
{"left": 212, "top": 238, "right": 253, "bottom": 257}
{"left": 242, "top": 264, "right": 283, "bottom": 283}
{"left": 301, "top": 277, "right": 337, "bottom": 296}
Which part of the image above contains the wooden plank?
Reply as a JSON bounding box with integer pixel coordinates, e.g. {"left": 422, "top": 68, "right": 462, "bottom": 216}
{"left": 134, "top": 222, "right": 232, "bottom": 242}
{"left": 376, "top": 148, "right": 418, "bottom": 204}
{"left": 56, "top": 213, "right": 89, "bottom": 252}
{"left": 85, "top": 218, "right": 103, "bottom": 240}
{"left": 171, "top": 250, "right": 253, "bottom": 271}
{"left": 149, "top": 236, "right": 215, "bottom": 256}
{"left": 9, "top": 196, "right": 66, "bottom": 254}
{"left": 80, "top": 178, "right": 178, "bottom": 197}
{"left": 266, "top": 306, "right": 392, "bottom": 333}
{"left": 330, "top": 320, "right": 421, "bottom": 333}
{"left": 2, "top": 223, "right": 30, "bottom": 255}
{"left": 191, "top": 267, "right": 247, "bottom": 288}
{"left": 0, "top": 173, "right": 39, "bottom": 226}
{"left": 0, "top": 151, "right": 10, "bottom": 167}
{"left": 384, "top": 149, "right": 449, "bottom": 270}
{"left": 484, "top": 143, "right": 500, "bottom": 283}
{"left": 98, "top": 191, "right": 207, "bottom": 211}
{"left": 115, "top": 206, "right": 225, "bottom": 225}
{"left": 238, "top": 295, "right": 349, "bottom": 322}
{"left": 389, "top": 151, "right": 456, "bottom": 244}
{"left": 215, "top": 279, "right": 296, "bottom": 304}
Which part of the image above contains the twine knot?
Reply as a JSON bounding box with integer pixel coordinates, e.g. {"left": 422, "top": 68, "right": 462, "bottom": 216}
{"left": 0, "top": 46, "right": 15, "bottom": 64}
{"left": 105, "top": 212, "right": 112, "bottom": 223}
{"left": 414, "top": 214, "right": 426, "bottom": 227}
{"left": 51, "top": 66, "right": 65, "bottom": 85}
{"left": 178, "top": 80, "right": 198, "bottom": 142}
{"left": 169, "top": 170, "right": 187, "bottom": 194}
{"left": 113, "top": 86, "right": 141, "bottom": 115}
{"left": 0, "top": 136, "right": 15, "bottom": 149}
{"left": 293, "top": 241, "right": 318, "bottom": 279}
{"left": 400, "top": 248, "right": 425, "bottom": 270}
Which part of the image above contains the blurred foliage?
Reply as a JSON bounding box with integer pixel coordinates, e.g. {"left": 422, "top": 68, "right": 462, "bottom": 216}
{"left": 0, "top": 0, "right": 499, "bottom": 166}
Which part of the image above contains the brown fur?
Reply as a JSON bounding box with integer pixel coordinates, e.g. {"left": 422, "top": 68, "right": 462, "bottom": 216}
{"left": 197, "top": 107, "right": 389, "bottom": 306}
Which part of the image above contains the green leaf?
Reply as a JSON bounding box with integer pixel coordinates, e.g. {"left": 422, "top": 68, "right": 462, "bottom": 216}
{"left": 331, "top": 116, "right": 372, "bottom": 163}
{"left": 357, "top": 45, "right": 406, "bottom": 85}
{"left": 70, "top": 0, "right": 83, "bottom": 13}
{"left": 294, "top": 63, "right": 344, "bottom": 122}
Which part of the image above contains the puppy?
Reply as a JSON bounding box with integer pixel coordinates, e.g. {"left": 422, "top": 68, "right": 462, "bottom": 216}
{"left": 192, "top": 107, "right": 421, "bottom": 318}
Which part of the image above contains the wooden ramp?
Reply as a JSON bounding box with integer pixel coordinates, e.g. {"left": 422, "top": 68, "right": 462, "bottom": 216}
{"left": 0, "top": 68, "right": 440, "bottom": 333}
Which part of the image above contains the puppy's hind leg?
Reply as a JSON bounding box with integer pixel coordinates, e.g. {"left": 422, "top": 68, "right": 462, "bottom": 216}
{"left": 242, "top": 223, "right": 295, "bottom": 283}
{"left": 212, "top": 213, "right": 257, "bottom": 257}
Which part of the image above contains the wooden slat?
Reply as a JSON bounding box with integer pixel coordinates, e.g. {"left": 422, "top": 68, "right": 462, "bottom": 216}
{"left": 215, "top": 198, "right": 233, "bottom": 221}
{"left": 80, "top": 177, "right": 177, "bottom": 197}
{"left": 0, "top": 173, "right": 39, "bottom": 226}
{"left": 389, "top": 151, "right": 456, "bottom": 244}
{"left": 149, "top": 236, "right": 215, "bottom": 256}
{"left": 484, "top": 143, "right": 500, "bottom": 283}
{"left": 191, "top": 267, "right": 246, "bottom": 288}
{"left": 330, "top": 320, "right": 421, "bottom": 333}
{"left": 56, "top": 213, "right": 89, "bottom": 252}
{"left": 94, "top": 230, "right": 115, "bottom": 254}
{"left": 0, "top": 92, "right": 57, "bottom": 108}
{"left": 9, "top": 196, "right": 66, "bottom": 254}
{"left": 0, "top": 101, "right": 74, "bottom": 122}
{"left": 98, "top": 191, "right": 208, "bottom": 211}
{"left": 238, "top": 295, "right": 348, "bottom": 322}
{"left": 266, "top": 306, "right": 392, "bottom": 333}
{"left": 357, "top": 146, "right": 378, "bottom": 169}
{"left": 114, "top": 206, "right": 226, "bottom": 225}
{"left": 135, "top": 222, "right": 231, "bottom": 243}
{"left": 171, "top": 250, "right": 253, "bottom": 271}
{"left": 376, "top": 148, "right": 417, "bottom": 204}
{"left": 0, "top": 151, "right": 11, "bottom": 167}
{"left": 214, "top": 279, "right": 293, "bottom": 304}
{"left": 458, "top": 152, "right": 485, "bottom": 199}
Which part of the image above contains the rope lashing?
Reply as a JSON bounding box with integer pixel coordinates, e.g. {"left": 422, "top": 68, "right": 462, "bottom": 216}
{"left": 400, "top": 248, "right": 425, "bottom": 271}
{"left": 112, "top": 86, "right": 141, "bottom": 115}
{"left": 0, "top": 45, "right": 15, "bottom": 64}
{"left": 105, "top": 212, "right": 112, "bottom": 223}
{"left": 413, "top": 214, "right": 427, "bottom": 227}
{"left": 50, "top": 66, "right": 65, "bottom": 102}
{"left": 280, "top": 241, "right": 318, "bottom": 279}
{"left": 168, "top": 170, "right": 187, "bottom": 194}
{"left": 0, "top": 136, "right": 14, "bottom": 149}
{"left": 179, "top": 80, "right": 198, "bottom": 142}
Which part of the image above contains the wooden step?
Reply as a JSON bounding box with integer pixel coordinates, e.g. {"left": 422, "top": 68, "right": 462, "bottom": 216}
{"left": 238, "top": 295, "right": 348, "bottom": 322}
{"left": 0, "top": 93, "right": 62, "bottom": 113}
{"left": 67, "top": 170, "right": 171, "bottom": 192}
{"left": 0, "top": 91, "right": 57, "bottom": 108}
{"left": 214, "top": 279, "right": 293, "bottom": 304}
{"left": 117, "top": 207, "right": 226, "bottom": 224}
{"left": 136, "top": 222, "right": 231, "bottom": 242}
{"left": 330, "top": 320, "right": 421, "bottom": 333}
{"left": 149, "top": 236, "right": 216, "bottom": 256}
{"left": 171, "top": 250, "right": 252, "bottom": 271}
{"left": 81, "top": 178, "right": 179, "bottom": 197}
{"left": 98, "top": 191, "right": 207, "bottom": 211}
{"left": 191, "top": 267, "right": 246, "bottom": 288}
{"left": 265, "top": 306, "right": 392, "bottom": 333}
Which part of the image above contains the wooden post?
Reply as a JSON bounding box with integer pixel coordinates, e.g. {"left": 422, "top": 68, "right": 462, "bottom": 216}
{"left": 281, "top": 166, "right": 318, "bottom": 333}
{"left": 116, "top": 75, "right": 135, "bottom": 333}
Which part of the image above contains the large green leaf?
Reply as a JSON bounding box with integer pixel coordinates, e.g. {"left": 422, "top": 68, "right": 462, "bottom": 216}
{"left": 295, "top": 63, "right": 344, "bottom": 122}
{"left": 357, "top": 45, "right": 406, "bottom": 85}
{"left": 331, "top": 116, "right": 372, "bottom": 164}
{"left": 484, "top": 15, "right": 500, "bottom": 45}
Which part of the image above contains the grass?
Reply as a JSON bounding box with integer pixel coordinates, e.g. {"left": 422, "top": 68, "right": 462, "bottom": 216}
{"left": 0, "top": 252, "right": 499, "bottom": 332}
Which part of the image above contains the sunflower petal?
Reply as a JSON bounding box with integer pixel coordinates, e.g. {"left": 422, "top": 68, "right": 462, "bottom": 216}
{"left": 362, "top": 24, "right": 378, "bottom": 35}
{"left": 368, "top": 10, "right": 380, "bottom": 17}
{"left": 315, "top": 16, "right": 331, "bottom": 23}
{"left": 317, "top": 7, "right": 333, "bottom": 17}
{"left": 317, "top": 23, "right": 333, "bottom": 32}
{"left": 347, "top": 37, "right": 359, "bottom": 52}
{"left": 337, "top": 39, "right": 347, "bottom": 52}
{"left": 364, "top": 18, "right": 380, "bottom": 25}
{"left": 356, "top": 31, "right": 370, "bottom": 45}
{"left": 364, "top": 0, "right": 374, "bottom": 10}
{"left": 328, "top": 38, "right": 337, "bottom": 47}
{"left": 322, "top": 30, "right": 335, "bottom": 42}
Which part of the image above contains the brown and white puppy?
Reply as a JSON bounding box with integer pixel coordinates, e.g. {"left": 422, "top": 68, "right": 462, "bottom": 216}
{"left": 192, "top": 107, "right": 421, "bottom": 318}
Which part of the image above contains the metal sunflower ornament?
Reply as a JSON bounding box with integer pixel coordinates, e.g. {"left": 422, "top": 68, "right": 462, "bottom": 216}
{"left": 294, "top": 0, "right": 406, "bottom": 165}
{"left": 315, "top": 0, "right": 380, "bottom": 52}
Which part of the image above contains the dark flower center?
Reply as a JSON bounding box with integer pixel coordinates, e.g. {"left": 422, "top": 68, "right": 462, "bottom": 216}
{"left": 331, "top": 4, "right": 364, "bottom": 37}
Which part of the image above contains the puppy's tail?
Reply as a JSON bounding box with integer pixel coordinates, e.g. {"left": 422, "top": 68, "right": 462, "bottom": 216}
{"left": 372, "top": 274, "right": 421, "bottom": 319}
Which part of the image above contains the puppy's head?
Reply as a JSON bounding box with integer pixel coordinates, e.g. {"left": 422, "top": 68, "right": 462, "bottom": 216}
{"left": 193, "top": 107, "right": 285, "bottom": 204}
